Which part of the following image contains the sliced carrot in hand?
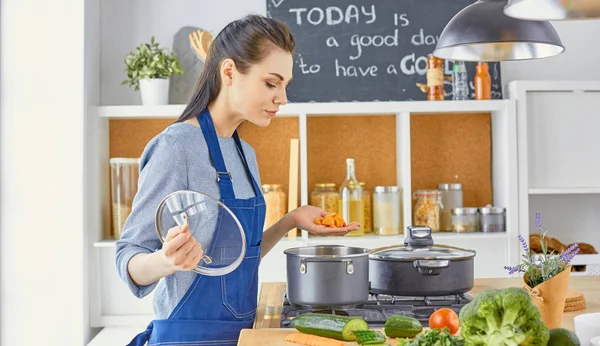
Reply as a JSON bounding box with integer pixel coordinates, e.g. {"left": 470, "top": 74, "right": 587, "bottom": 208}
{"left": 285, "top": 332, "right": 345, "bottom": 346}
{"left": 314, "top": 213, "right": 346, "bottom": 228}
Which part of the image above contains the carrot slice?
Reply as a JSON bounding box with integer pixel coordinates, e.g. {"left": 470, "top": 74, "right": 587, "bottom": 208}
{"left": 285, "top": 332, "right": 345, "bottom": 346}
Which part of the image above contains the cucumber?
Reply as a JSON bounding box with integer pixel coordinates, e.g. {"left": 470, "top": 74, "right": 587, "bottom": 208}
{"left": 352, "top": 330, "right": 387, "bottom": 345}
{"left": 290, "top": 313, "right": 369, "bottom": 341}
{"left": 384, "top": 315, "right": 423, "bottom": 338}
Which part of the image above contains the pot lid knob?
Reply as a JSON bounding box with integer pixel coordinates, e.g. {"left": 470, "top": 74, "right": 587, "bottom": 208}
{"left": 404, "top": 226, "right": 434, "bottom": 248}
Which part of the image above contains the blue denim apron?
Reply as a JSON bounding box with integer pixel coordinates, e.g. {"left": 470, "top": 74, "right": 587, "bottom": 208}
{"left": 128, "top": 109, "right": 265, "bottom": 346}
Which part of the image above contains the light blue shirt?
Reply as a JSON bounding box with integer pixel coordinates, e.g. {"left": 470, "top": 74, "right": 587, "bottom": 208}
{"left": 115, "top": 122, "right": 260, "bottom": 319}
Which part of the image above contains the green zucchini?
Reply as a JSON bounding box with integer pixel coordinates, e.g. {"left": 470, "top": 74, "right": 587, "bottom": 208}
{"left": 384, "top": 315, "right": 423, "bottom": 338}
{"left": 290, "top": 313, "right": 369, "bottom": 341}
{"left": 352, "top": 330, "right": 387, "bottom": 345}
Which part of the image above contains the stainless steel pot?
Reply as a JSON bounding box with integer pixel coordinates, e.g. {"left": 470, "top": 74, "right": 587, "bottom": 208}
{"left": 369, "top": 226, "right": 476, "bottom": 296}
{"left": 284, "top": 245, "right": 370, "bottom": 307}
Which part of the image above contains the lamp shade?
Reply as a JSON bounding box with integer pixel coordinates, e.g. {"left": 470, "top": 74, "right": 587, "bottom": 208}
{"left": 504, "top": 0, "right": 600, "bottom": 20}
{"left": 433, "top": 0, "right": 565, "bottom": 61}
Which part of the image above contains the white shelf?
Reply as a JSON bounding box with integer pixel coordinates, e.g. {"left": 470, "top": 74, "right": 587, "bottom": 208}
{"left": 96, "top": 100, "right": 509, "bottom": 119}
{"left": 529, "top": 187, "right": 600, "bottom": 195}
{"left": 93, "top": 240, "right": 118, "bottom": 248}
{"left": 571, "top": 253, "right": 600, "bottom": 266}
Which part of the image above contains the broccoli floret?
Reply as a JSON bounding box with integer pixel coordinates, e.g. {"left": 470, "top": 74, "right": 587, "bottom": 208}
{"left": 459, "top": 287, "right": 549, "bottom": 346}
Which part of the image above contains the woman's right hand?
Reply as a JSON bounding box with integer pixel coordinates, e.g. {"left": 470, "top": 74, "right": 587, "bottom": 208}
{"left": 160, "top": 224, "right": 204, "bottom": 273}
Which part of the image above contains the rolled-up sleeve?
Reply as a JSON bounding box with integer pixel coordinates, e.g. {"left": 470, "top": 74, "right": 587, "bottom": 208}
{"left": 115, "top": 132, "right": 188, "bottom": 298}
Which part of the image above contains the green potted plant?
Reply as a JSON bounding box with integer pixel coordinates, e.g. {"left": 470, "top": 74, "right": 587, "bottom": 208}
{"left": 505, "top": 212, "right": 580, "bottom": 329}
{"left": 122, "top": 36, "right": 184, "bottom": 105}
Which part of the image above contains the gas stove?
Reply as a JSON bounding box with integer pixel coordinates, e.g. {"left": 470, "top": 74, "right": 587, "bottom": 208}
{"left": 280, "top": 292, "right": 473, "bottom": 328}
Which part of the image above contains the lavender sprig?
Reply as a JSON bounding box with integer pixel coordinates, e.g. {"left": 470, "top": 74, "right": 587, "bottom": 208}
{"left": 518, "top": 234, "right": 529, "bottom": 253}
{"left": 504, "top": 265, "right": 525, "bottom": 275}
{"left": 560, "top": 243, "right": 580, "bottom": 265}
{"left": 504, "top": 212, "right": 580, "bottom": 287}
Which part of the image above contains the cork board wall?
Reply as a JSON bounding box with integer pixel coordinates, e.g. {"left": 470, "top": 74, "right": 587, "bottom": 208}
{"left": 307, "top": 115, "right": 398, "bottom": 195}
{"left": 108, "top": 112, "right": 493, "bottom": 238}
{"left": 109, "top": 117, "right": 300, "bottom": 203}
{"left": 410, "top": 112, "right": 492, "bottom": 210}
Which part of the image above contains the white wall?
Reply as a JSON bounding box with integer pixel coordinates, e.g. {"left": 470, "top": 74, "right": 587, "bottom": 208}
{"left": 501, "top": 20, "right": 600, "bottom": 82}
{"left": 1, "top": 1, "right": 86, "bottom": 346}
{"left": 99, "top": 0, "right": 600, "bottom": 106}
{"left": 101, "top": 0, "right": 267, "bottom": 105}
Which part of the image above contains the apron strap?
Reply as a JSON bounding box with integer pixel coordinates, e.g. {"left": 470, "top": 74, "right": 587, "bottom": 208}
{"left": 127, "top": 322, "right": 153, "bottom": 346}
{"left": 232, "top": 131, "right": 262, "bottom": 197}
{"left": 197, "top": 110, "right": 236, "bottom": 200}
{"left": 197, "top": 110, "right": 263, "bottom": 199}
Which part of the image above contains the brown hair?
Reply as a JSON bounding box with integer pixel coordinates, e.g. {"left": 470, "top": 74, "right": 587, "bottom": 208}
{"left": 176, "top": 14, "right": 295, "bottom": 122}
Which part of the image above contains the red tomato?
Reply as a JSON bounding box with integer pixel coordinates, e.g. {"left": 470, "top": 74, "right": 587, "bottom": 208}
{"left": 429, "top": 308, "right": 460, "bottom": 334}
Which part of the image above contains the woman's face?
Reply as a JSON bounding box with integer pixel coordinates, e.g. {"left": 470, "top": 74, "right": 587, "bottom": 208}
{"left": 225, "top": 48, "right": 293, "bottom": 127}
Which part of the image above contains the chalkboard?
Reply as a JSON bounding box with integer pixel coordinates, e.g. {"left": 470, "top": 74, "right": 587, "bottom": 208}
{"left": 267, "top": 0, "right": 503, "bottom": 102}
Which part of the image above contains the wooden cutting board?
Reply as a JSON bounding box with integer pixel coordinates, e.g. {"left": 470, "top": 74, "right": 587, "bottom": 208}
{"left": 237, "top": 328, "right": 401, "bottom": 346}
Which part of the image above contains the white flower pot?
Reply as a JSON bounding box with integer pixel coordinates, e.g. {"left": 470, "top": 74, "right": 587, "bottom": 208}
{"left": 139, "top": 78, "right": 170, "bottom": 105}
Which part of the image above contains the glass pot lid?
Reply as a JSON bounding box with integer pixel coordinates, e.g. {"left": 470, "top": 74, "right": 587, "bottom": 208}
{"left": 369, "top": 245, "right": 476, "bottom": 261}
{"left": 369, "top": 226, "right": 476, "bottom": 261}
{"left": 155, "top": 190, "right": 246, "bottom": 276}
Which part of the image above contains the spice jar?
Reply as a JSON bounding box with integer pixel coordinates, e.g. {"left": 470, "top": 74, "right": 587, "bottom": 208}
{"left": 373, "top": 186, "right": 402, "bottom": 236}
{"left": 414, "top": 189, "right": 442, "bottom": 232}
{"left": 310, "top": 183, "right": 339, "bottom": 214}
{"left": 479, "top": 206, "right": 506, "bottom": 232}
{"left": 427, "top": 55, "right": 445, "bottom": 101}
{"left": 437, "top": 183, "right": 463, "bottom": 232}
{"left": 452, "top": 208, "right": 479, "bottom": 233}
{"left": 359, "top": 182, "right": 372, "bottom": 233}
{"left": 474, "top": 62, "right": 491, "bottom": 100}
{"left": 262, "top": 184, "right": 287, "bottom": 231}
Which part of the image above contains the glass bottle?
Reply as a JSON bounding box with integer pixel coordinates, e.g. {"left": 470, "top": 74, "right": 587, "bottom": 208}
{"left": 359, "top": 182, "right": 372, "bottom": 233}
{"left": 338, "top": 158, "right": 364, "bottom": 236}
{"left": 452, "top": 61, "right": 469, "bottom": 100}
{"left": 474, "top": 62, "right": 491, "bottom": 100}
{"left": 426, "top": 55, "right": 445, "bottom": 101}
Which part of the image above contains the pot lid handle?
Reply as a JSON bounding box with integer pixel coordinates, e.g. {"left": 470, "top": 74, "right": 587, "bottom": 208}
{"left": 404, "top": 226, "right": 434, "bottom": 248}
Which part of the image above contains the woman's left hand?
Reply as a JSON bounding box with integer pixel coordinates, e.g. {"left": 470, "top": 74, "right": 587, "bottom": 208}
{"left": 288, "top": 205, "right": 360, "bottom": 236}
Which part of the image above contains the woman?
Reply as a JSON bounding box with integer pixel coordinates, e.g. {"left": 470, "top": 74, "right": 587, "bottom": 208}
{"left": 116, "top": 14, "right": 359, "bottom": 346}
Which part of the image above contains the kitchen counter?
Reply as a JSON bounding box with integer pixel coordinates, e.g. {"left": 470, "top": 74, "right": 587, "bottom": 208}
{"left": 239, "top": 277, "right": 600, "bottom": 345}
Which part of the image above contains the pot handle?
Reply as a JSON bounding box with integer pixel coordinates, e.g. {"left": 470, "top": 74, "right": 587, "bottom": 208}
{"left": 413, "top": 259, "right": 450, "bottom": 276}
{"left": 299, "top": 258, "right": 355, "bottom": 275}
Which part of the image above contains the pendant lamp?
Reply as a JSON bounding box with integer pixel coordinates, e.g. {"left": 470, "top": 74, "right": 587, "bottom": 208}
{"left": 433, "top": 0, "right": 565, "bottom": 61}
{"left": 504, "top": 0, "right": 600, "bottom": 20}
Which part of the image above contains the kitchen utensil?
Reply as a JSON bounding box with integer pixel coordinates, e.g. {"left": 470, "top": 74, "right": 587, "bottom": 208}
{"left": 155, "top": 190, "right": 246, "bottom": 276}
{"left": 287, "top": 138, "right": 299, "bottom": 239}
{"left": 574, "top": 313, "right": 600, "bottom": 346}
{"left": 284, "top": 245, "right": 370, "bottom": 307}
{"left": 189, "top": 29, "right": 213, "bottom": 61}
{"left": 369, "top": 226, "right": 476, "bottom": 296}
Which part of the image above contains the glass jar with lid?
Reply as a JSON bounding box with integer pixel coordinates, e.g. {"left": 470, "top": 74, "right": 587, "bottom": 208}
{"left": 452, "top": 207, "right": 479, "bottom": 233}
{"left": 262, "top": 184, "right": 287, "bottom": 231}
{"left": 359, "top": 182, "right": 372, "bottom": 233}
{"left": 480, "top": 206, "right": 506, "bottom": 232}
{"left": 310, "top": 183, "right": 339, "bottom": 214}
{"left": 413, "top": 189, "right": 442, "bottom": 232}
{"left": 437, "top": 183, "right": 463, "bottom": 232}
{"left": 373, "top": 186, "right": 402, "bottom": 236}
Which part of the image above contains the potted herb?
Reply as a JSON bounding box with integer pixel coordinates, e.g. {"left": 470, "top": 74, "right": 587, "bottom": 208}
{"left": 122, "top": 36, "right": 184, "bottom": 105}
{"left": 504, "top": 212, "right": 580, "bottom": 329}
